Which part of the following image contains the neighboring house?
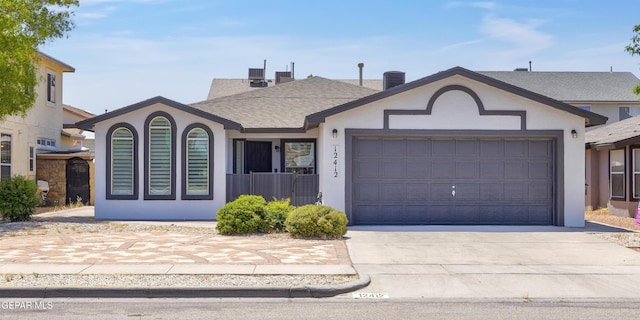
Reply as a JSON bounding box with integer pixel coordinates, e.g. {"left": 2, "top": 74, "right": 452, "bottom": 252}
{"left": 585, "top": 116, "right": 640, "bottom": 217}
{"left": 0, "top": 52, "right": 74, "bottom": 182}
{"left": 0, "top": 52, "right": 94, "bottom": 206}
{"left": 77, "top": 67, "right": 605, "bottom": 226}
{"left": 478, "top": 71, "right": 640, "bottom": 126}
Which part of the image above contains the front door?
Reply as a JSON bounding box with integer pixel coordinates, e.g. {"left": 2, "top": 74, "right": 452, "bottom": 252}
{"left": 66, "top": 157, "right": 90, "bottom": 205}
{"left": 245, "top": 141, "right": 272, "bottom": 173}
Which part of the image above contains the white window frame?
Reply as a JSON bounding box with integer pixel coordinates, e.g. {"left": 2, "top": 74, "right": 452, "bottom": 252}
{"left": 146, "top": 115, "right": 174, "bottom": 199}
{"left": 29, "top": 145, "right": 35, "bottom": 173}
{"left": 633, "top": 148, "right": 640, "bottom": 199}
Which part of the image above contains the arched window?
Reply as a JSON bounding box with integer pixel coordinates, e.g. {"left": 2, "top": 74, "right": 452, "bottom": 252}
{"left": 145, "top": 112, "right": 176, "bottom": 200}
{"left": 106, "top": 124, "right": 138, "bottom": 199}
{"left": 182, "top": 124, "right": 213, "bottom": 200}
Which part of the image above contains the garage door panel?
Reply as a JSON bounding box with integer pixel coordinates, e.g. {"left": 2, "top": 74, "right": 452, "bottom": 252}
{"left": 529, "top": 162, "right": 551, "bottom": 179}
{"left": 528, "top": 183, "right": 552, "bottom": 201}
{"left": 406, "top": 161, "right": 429, "bottom": 178}
{"left": 354, "top": 159, "right": 379, "bottom": 178}
{"left": 354, "top": 205, "right": 381, "bottom": 224}
{"left": 431, "top": 184, "right": 455, "bottom": 201}
{"left": 352, "top": 137, "right": 554, "bottom": 225}
{"left": 356, "top": 139, "right": 382, "bottom": 156}
{"left": 455, "top": 161, "right": 478, "bottom": 179}
{"left": 383, "top": 139, "right": 405, "bottom": 156}
{"left": 505, "top": 162, "right": 527, "bottom": 179}
{"left": 382, "top": 161, "right": 405, "bottom": 178}
{"left": 407, "top": 140, "right": 430, "bottom": 156}
{"left": 354, "top": 183, "right": 380, "bottom": 201}
{"left": 479, "top": 183, "right": 503, "bottom": 201}
{"left": 381, "top": 184, "right": 404, "bottom": 201}
{"left": 431, "top": 161, "right": 454, "bottom": 178}
{"left": 406, "top": 183, "right": 429, "bottom": 201}
{"left": 454, "top": 183, "right": 479, "bottom": 201}
{"left": 479, "top": 162, "right": 504, "bottom": 179}
{"left": 432, "top": 140, "right": 454, "bottom": 156}
{"left": 480, "top": 140, "right": 503, "bottom": 157}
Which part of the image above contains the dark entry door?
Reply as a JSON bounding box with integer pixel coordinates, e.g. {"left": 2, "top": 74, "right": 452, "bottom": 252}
{"left": 245, "top": 141, "right": 272, "bottom": 173}
{"left": 66, "top": 157, "right": 90, "bottom": 205}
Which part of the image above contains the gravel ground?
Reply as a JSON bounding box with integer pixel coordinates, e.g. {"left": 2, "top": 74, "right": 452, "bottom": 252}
{"left": 586, "top": 213, "right": 640, "bottom": 251}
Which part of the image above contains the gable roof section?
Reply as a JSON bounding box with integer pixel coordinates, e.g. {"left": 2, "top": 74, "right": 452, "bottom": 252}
{"left": 306, "top": 67, "right": 608, "bottom": 129}
{"left": 586, "top": 115, "right": 640, "bottom": 149}
{"left": 192, "top": 76, "right": 379, "bottom": 132}
{"left": 76, "top": 96, "right": 242, "bottom": 131}
{"left": 38, "top": 51, "right": 75, "bottom": 72}
{"left": 478, "top": 71, "right": 640, "bottom": 102}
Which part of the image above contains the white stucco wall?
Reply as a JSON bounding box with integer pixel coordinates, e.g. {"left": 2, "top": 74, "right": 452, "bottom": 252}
{"left": 318, "top": 75, "right": 587, "bottom": 227}
{"left": 93, "top": 103, "right": 227, "bottom": 220}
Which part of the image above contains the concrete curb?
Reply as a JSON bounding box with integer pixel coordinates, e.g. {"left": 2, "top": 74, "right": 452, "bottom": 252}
{"left": 0, "top": 275, "right": 370, "bottom": 299}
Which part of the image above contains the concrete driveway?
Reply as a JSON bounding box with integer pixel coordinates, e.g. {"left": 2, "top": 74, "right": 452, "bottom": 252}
{"left": 344, "top": 225, "right": 640, "bottom": 299}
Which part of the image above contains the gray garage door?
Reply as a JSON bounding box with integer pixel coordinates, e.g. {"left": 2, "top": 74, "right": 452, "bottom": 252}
{"left": 351, "top": 137, "right": 555, "bottom": 225}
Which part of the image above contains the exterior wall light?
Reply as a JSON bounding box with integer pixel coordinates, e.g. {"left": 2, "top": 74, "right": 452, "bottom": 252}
{"left": 332, "top": 129, "right": 338, "bottom": 138}
{"left": 274, "top": 145, "right": 280, "bottom": 152}
{"left": 571, "top": 129, "right": 578, "bottom": 139}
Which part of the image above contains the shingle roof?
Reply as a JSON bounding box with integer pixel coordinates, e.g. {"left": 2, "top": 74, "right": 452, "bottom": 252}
{"left": 207, "top": 78, "right": 382, "bottom": 100}
{"left": 478, "top": 71, "right": 640, "bottom": 102}
{"left": 192, "top": 76, "right": 379, "bottom": 130}
{"left": 586, "top": 115, "right": 640, "bottom": 148}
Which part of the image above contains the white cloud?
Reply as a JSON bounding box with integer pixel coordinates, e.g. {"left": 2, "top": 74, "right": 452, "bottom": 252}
{"left": 471, "top": 2, "right": 497, "bottom": 10}
{"left": 479, "top": 14, "right": 552, "bottom": 53}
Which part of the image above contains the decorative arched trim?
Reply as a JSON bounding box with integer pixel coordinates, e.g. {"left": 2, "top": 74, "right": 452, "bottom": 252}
{"left": 106, "top": 123, "right": 138, "bottom": 200}
{"left": 181, "top": 123, "right": 214, "bottom": 200}
{"left": 383, "top": 85, "right": 527, "bottom": 130}
{"left": 144, "top": 111, "right": 177, "bottom": 200}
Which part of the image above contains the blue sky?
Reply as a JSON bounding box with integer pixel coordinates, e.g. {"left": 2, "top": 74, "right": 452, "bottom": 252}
{"left": 43, "top": 0, "right": 640, "bottom": 115}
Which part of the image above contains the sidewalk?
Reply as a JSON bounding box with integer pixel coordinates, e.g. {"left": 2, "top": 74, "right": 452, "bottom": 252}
{"left": 0, "top": 207, "right": 366, "bottom": 298}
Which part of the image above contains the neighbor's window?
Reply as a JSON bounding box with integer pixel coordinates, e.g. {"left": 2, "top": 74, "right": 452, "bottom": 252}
{"left": 610, "top": 149, "right": 625, "bottom": 199}
{"left": 145, "top": 113, "right": 175, "bottom": 200}
{"left": 283, "top": 141, "right": 315, "bottom": 174}
{"left": 634, "top": 149, "right": 640, "bottom": 199}
{"left": 29, "top": 146, "right": 34, "bottom": 172}
{"left": 47, "top": 73, "right": 56, "bottom": 103}
{"left": 0, "top": 134, "right": 11, "bottom": 180}
{"left": 111, "top": 127, "right": 135, "bottom": 196}
{"left": 619, "top": 106, "right": 640, "bottom": 121}
{"left": 577, "top": 106, "right": 591, "bottom": 112}
{"left": 182, "top": 125, "right": 213, "bottom": 199}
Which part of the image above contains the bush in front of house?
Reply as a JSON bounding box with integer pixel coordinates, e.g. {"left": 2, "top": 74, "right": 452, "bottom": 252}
{"left": 215, "top": 195, "right": 270, "bottom": 235}
{"left": 0, "top": 176, "right": 40, "bottom": 222}
{"left": 264, "top": 198, "right": 295, "bottom": 232}
{"left": 285, "top": 204, "right": 348, "bottom": 239}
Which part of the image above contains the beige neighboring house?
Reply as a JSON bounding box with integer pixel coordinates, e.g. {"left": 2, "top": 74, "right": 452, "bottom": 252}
{"left": 0, "top": 52, "right": 94, "bottom": 206}
{"left": 0, "top": 52, "right": 74, "bottom": 182}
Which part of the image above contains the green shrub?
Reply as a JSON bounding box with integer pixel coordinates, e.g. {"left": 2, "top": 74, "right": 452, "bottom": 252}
{"left": 0, "top": 176, "right": 40, "bottom": 222}
{"left": 215, "top": 195, "right": 269, "bottom": 235}
{"left": 285, "top": 204, "right": 348, "bottom": 239}
{"left": 264, "top": 198, "right": 295, "bottom": 232}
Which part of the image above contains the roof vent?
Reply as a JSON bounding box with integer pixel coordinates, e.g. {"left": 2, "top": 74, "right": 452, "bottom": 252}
{"left": 514, "top": 68, "right": 529, "bottom": 72}
{"left": 383, "top": 71, "right": 405, "bottom": 90}
{"left": 275, "top": 71, "right": 293, "bottom": 84}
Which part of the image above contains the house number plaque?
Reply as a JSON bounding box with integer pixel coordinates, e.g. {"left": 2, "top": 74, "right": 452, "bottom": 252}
{"left": 332, "top": 144, "right": 339, "bottom": 178}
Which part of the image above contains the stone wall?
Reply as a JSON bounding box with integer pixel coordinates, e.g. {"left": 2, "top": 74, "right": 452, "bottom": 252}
{"left": 36, "top": 159, "right": 66, "bottom": 206}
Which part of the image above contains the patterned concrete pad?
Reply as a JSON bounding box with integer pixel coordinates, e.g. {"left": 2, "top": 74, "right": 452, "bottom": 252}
{"left": 0, "top": 222, "right": 350, "bottom": 266}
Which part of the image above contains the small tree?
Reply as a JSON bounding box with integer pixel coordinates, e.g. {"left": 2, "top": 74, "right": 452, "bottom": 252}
{"left": 0, "top": 176, "right": 41, "bottom": 222}
{"left": 625, "top": 24, "right": 640, "bottom": 96}
{"left": 0, "top": 0, "right": 79, "bottom": 120}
